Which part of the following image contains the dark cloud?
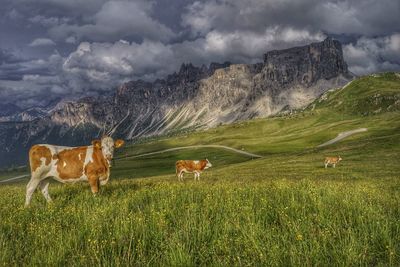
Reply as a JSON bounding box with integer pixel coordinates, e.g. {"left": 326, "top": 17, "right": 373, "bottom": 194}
{"left": 29, "top": 15, "right": 71, "bottom": 28}
{"left": 0, "top": 52, "right": 62, "bottom": 79}
{"left": 0, "top": 0, "right": 399, "bottom": 108}
{"left": 29, "top": 38, "right": 56, "bottom": 47}
{"left": 8, "top": 0, "right": 108, "bottom": 20}
{"left": 0, "top": 49, "right": 23, "bottom": 65}
{"left": 48, "top": 1, "right": 176, "bottom": 43}
{"left": 343, "top": 33, "right": 400, "bottom": 75}
{"left": 63, "top": 41, "right": 175, "bottom": 85}
{"left": 182, "top": 0, "right": 400, "bottom": 37}
{"left": 0, "top": 52, "right": 66, "bottom": 107}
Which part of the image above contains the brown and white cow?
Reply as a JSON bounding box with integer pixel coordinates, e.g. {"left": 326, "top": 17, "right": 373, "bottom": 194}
{"left": 324, "top": 156, "right": 342, "bottom": 168}
{"left": 175, "top": 159, "right": 212, "bottom": 181}
{"left": 25, "top": 136, "right": 124, "bottom": 206}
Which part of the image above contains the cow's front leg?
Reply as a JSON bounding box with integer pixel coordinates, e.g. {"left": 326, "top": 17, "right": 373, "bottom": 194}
{"left": 88, "top": 176, "right": 100, "bottom": 195}
{"left": 25, "top": 177, "right": 41, "bottom": 207}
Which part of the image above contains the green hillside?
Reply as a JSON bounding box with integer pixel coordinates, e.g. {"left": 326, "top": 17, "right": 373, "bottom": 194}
{"left": 315, "top": 72, "right": 400, "bottom": 115}
{"left": 111, "top": 72, "right": 400, "bottom": 179}
{"left": 0, "top": 73, "right": 399, "bottom": 266}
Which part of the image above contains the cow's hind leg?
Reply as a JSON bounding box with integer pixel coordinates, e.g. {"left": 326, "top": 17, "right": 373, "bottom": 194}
{"left": 39, "top": 178, "right": 52, "bottom": 203}
{"left": 178, "top": 171, "right": 184, "bottom": 181}
{"left": 25, "top": 176, "right": 42, "bottom": 207}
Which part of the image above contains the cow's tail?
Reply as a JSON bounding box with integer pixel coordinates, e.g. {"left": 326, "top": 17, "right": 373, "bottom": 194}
{"left": 175, "top": 161, "right": 181, "bottom": 179}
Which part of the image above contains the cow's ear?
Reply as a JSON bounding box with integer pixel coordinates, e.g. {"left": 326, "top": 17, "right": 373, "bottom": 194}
{"left": 114, "top": 139, "right": 125, "bottom": 149}
{"left": 92, "top": 140, "right": 101, "bottom": 149}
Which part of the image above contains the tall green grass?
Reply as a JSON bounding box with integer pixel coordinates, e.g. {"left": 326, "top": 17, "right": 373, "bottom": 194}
{"left": 0, "top": 176, "right": 399, "bottom": 266}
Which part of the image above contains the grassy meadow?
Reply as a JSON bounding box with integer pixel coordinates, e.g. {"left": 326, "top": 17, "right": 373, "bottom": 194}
{"left": 0, "top": 73, "right": 399, "bottom": 266}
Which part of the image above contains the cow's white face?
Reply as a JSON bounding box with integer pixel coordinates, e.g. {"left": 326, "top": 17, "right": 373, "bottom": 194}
{"left": 101, "top": 136, "right": 115, "bottom": 164}
{"left": 93, "top": 137, "right": 125, "bottom": 167}
{"left": 205, "top": 158, "right": 212, "bottom": 169}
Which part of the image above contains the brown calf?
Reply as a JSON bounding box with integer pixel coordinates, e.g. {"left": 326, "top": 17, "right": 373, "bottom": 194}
{"left": 175, "top": 159, "right": 212, "bottom": 181}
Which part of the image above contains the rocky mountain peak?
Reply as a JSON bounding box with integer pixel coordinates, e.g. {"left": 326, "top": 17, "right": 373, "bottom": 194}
{"left": 208, "top": 61, "right": 232, "bottom": 75}
{"left": 175, "top": 63, "right": 207, "bottom": 83}
{"left": 263, "top": 37, "right": 349, "bottom": 87}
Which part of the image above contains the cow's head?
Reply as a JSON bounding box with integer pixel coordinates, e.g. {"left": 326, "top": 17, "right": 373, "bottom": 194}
{"left": 92, "top": 136, "right": 125, "bottom": 166}
{"left": 205, "top": 158, "right": 212, "bottom": 169}
{"left": 338, "top": 156, "right": 342, "bottom": 162}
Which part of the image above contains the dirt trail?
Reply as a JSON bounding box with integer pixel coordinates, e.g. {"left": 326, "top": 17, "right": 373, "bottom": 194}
{"left": 122, "top": 145, "right": 263, "bottom": 159}
{"left": 0, "top": 174, "right": 29, "bottom": 184}
{"left": 317, "top": 128, "right": 368, "bottom": 147}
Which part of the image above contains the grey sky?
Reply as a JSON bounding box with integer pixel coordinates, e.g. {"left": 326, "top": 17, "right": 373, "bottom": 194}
{"left": 0, "top": 0, "right": 399, "bottom": 108}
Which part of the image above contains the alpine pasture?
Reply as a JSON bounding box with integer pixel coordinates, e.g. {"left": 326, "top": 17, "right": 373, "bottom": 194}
{"left": 0, "top": 73, "right": 399, "bottom": 266}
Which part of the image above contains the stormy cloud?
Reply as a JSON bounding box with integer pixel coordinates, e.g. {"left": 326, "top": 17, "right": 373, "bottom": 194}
{"left": 0, "top": 0, "right": 399, "bottom": 108}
